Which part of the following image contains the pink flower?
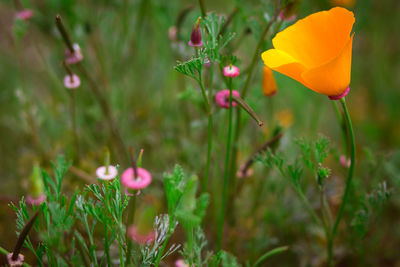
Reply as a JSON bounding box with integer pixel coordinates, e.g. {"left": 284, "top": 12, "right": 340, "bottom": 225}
{"left": 96, "top": 166, "right": 118, "bottom": 181}
{"left": 65, "top": 43, "right": 83, "bottom": 65}
{"left": 223, "top": 65, "right": 240, "bottom": 77}
{"left": 128, "top": 226, "right": 155, "bottom": 244}
{"left": 7, "top": 253, "right": 24, "bottom": 267}
{"left": 168, "top": 26, "right": 178, "bottom": 41}
{"left": 26, "top": 194, "right": 46, "bottom": 205}
{"left": 64, "top": 74, "right": 81, "bottom": 89}
{"left": 121, "top": 167, "right": 152, "bottom": 190}
{"left": 15, "top": 10, "right": 34, "bottom": 20}
{"left": 340, "top": 155, "right": 351, "bottom": 168}
{"left": 204, "top": 57, "right": 211, "bottom": 68}
{"left": 279, "top": 10, "right": 296, "bottom": 22}
{"left": 188, "top": 18, "right": 203, "bottom": 47}
{"left": 175, "top": 259, "right": 194, "bottom": 267}
{"left": 215, "top": 89, "right": 240, "bottom": 109}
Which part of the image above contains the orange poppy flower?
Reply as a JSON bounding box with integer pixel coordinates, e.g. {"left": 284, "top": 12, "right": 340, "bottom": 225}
{"left": 262, "top": 66, "right": 278, "bottom": 96}
{"left": 261, "top": 7, "right": 355, "bottom": 98}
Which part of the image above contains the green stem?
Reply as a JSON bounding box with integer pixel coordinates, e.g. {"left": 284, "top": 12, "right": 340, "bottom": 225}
{"left": 253, "top": 246, "right": 289, "bottom": 267}
{"left": 328, "top": 97, "right": 356, "bottom": 266}
{"left": 154, "top": 230, "right": 172, "bottom": 266}
{"left": 295, "top": 187, "right": 323, "bottom": 226}
{"left": 125, "top": 196, "right": 137, "bottom": 265}
{"left": 198, "top": 0, "right": 206, "bottom": 17}
{"left": 332, "top": 101, "right": 348, "bottom": 156}
{"left": 198, "top": 74, "right": 213, "bottom": 194}
{"left": 217, "top": 78, "right": 233, "bottom": 251}
{"left": 229, "top": 9, "right": 280, "bottom": 206}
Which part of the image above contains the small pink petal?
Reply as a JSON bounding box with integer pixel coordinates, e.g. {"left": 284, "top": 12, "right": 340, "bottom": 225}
{"left": 26, "top": 194, "right": 46, "bottom": 205}
{"left": 279, "top": 11, "right": 296, "bottom": 22}
{"left": 175, "top": 259, "right": 194, "bottom": 267}
{"left": 215, "top": 89, "right": 240, "bottom": 109}
{"left": 7, "top": 253, "right": 24, "bottom": 267}
{"left": 128, "top": 226, "right": 155, "bottom": 244}
{"left": 340, "top": 155, "right": 351, "bottom": 168}
{"left": 223, "top": 65, "right": 240, "bottom": 77}
{"left": 96, "top": 165, "right": 118, "bottom": 181}
{"left": 15, "top": 10, "right": 34, "bottom": 20}
{"left": 65, "top": 44, "right": 83, "bottom": 65}
{"left": 64, "top": 74, "right": 81, "bottom": 89}
{"left": 121, "top": 167, "right": 152, "bottom": 190}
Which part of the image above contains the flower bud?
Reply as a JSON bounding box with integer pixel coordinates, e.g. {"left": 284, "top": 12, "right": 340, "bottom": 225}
{"left": 188, "top": 17, "right": 203, "bottom": 47}
{"left": 27, "top": 164, "right": 45, "bottom": 205}
{"left": 215, "top": 90, "right": 240, "bottom": 109}
{"left": 64, "top": 74, "right": 81, "bottom": 89}
{"left": 262, "top": 66, "right": 277, "bottom": 97}
{"left": 223, "top": 65, "right": 240, "bottom": 77}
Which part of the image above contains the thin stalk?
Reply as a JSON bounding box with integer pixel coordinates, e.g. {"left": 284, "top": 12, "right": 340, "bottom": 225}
{"left": 253, "top": 246, "right": 289, "bottom": 267}
{"left": 217, "top": 78, "right": 233, "bottom": 251}
{"left": 232, "top": 95, "right": 263, "bottom": 126}
{"left": 125, "top": 196, "right": 137, "bottom": 265}
{"left": 104, "top": 224, "right": 112, "bottom": 267}
{"left": 198, "top": 73, "right": 213, "bottom": 194}
{"left": 69, "top": 90, "right": 80, "bottom": 163}
{"left": 295, "top": 187, "right": 323, "bottom": 226}
{"left": 229, "top": 8, "right": 280, "bottom": 204}
{"left": 328, "top": 97, "right": 356, "bottom": 266}
{"left": 203, "top": 61, "right": 214, "bottom": 193}
{"left": 198, "top": 0, "right": 206, "bottom": 17}
{"left": 74, "top": 237, "right": 90, "bottom": 267}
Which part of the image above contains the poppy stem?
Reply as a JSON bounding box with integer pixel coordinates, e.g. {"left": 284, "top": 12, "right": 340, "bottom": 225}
{"left": 232, "top": 95, "right": 263, "bottom": 127}
{"left": 328, "top": 97, "right": 356, "bottom": 266}
{"left": 217, "top": 78, "right": 234, "bottom": 251}
{"left": 69, "top": 87, "right": 80, "bottom": 164}
{"left": 198, "top": 0, "right": 206, "bottom": 17}
{"left": 55, "top": 15, "right": 74, "bottom": 53}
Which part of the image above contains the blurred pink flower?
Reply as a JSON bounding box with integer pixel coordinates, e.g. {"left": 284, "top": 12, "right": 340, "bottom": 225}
{"left": 223, "top": 65, "right": 240, "bottom": 77}
{"left": 175, "top": 259, "right": 194, "bottom": 267}
{"left": 340, "top": 155, "right": 351, "bottom": 168}
{"left": 121, "top": 167, "right": 152, "bottom": 190}
{"left": 279, "top": 10, "right": 296, "bottom": 21}
{"left": 7, "top": 253, "right": 24, "bottom": 267}
{"left": 128, "top": 226, "right": 155, "bottom": 244}
{"left": 96, "top": 166, "right": 118, "bottom": 181}
{"left": 64, "top": 74, "right": 81, "bottom": 89}
{"left": 26, "top": 194, "right": 46, "bottom": 205}
{"left": 15, "top": 10, "right": 34, "bottom": 20}
{"left": 188, "top": 17, "right": 203, "bottom": 47}
{"left": 216, "top": 89, "right": 240, "bottom": 109}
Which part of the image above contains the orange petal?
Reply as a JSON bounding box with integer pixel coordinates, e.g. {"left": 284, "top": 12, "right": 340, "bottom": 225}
{"left": 272, "top": 7, "right": 355, "bottom": 68}
{"left": 302, "top": 34, "right": 354, "bottom": 96}
{"left": 261, "top": 49, "right": 308, "bottom": 86}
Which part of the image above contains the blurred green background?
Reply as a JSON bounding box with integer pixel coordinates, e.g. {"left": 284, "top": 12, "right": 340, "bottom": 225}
{"left": 0, "top": 0, "right": 399, "bottom": 265}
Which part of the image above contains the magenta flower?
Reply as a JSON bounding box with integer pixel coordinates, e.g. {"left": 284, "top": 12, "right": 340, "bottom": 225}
{"left": 128, "top": 225, "right": 155, "bottom": 244}
{"left": 216, "top": 89, "right": 240, "bottom": 109}
{"left": 96, "top": 165, "right": 118, "bottom": 181}
{"left": 64, "top": 74, "right": 81, "bottom": 89}
{"left": 26, "top": 194, "right": 46, "bottom": 205}
{"left": 223, "top": 65, "right": 240, "bottom": 77}
{"left": 15, "top": 9, "right": 34, "bottom": 20}
{"left": 65, "top": 43, "right": 83, "bottom": 65}
{"left": 188, "top": 18, "right": 203, "bottom": 47}
{"left": 121, "top": 167, "right": 152, "bottom": 190}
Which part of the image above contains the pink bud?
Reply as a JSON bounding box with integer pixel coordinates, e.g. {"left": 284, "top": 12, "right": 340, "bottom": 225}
{"left": 188, "top": 18, "right": 203, "bottom": 47}
{"left": 128, "top": 226, "right": 155, "bottom": 244}
{"left": 223, "top": 65, "right": 240, "bottom": 77}
{"left": 15, "top": 10, "right": 34, "bottom": 20}
{"left": 96, "top": 166, "right": 118, "bottom": 181}
{"left": 65, "top": 43, "right": 83, "bottom": 65}
{"left": 168, "top": 26, "right": 178, "bottom": 41}
{"left": 237, "top": 164, "right": 254, "bottom": 179}
{"left": 64, "top": 74, "right": 81, "bottom": 89}
{"left": 216, "top": 89, "right": 240, "bottom": 109}
{"left": 121, "top": 167, "right": 152, "bottom": 190}
{"left": 26, "top": 194, "right": 46, "bottom": 205}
